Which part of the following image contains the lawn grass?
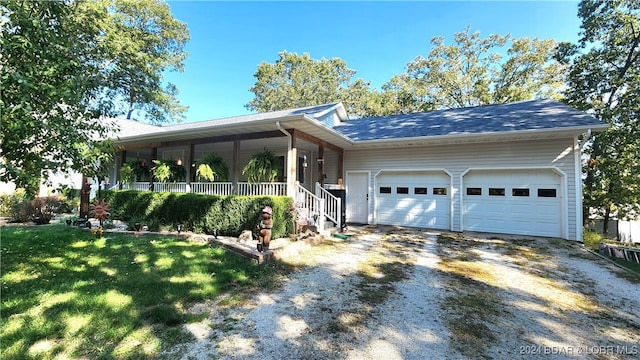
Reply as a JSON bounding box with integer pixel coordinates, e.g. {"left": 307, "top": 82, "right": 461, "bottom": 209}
{"left": 1, "top": 224, "right": 285, "bottom": 359}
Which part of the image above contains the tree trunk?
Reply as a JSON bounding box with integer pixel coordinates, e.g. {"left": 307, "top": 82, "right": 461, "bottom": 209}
{"left": 603, "top": 206, "right": 611, "bottom": 236}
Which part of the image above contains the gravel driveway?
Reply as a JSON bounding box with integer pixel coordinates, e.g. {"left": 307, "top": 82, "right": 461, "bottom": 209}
{"left": 164, "top": 226, "right": 640, "bottom": 360}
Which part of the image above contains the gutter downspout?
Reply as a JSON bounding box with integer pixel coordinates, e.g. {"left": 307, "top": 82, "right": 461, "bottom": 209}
{"left": 576, "top": 128, "right": 593, "bottom": 242}
{"left": 276, "top": 121, "right": 296, "bottom": 198}
{"left": 579, "top": 129, "right": 592, "bottom": 149}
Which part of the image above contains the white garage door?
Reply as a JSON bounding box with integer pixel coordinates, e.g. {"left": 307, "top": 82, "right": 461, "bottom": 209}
{"left": 463, "top": 170, "right": 562, "bottom": 237}
{"left": 376, "top": 172, "right": 450, "bottom": 230}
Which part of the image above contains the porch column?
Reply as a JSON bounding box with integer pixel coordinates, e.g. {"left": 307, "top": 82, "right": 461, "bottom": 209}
{"left": 186, "top": 143, "right": 195, "bottom": 192}
{"left": 338, "top": 150, "right": 344, "bottom": 181}
{"left": 232, "top": 140, "right": 240, "bottom": 195}
{"left": 317, "top": 145, "right": 325, "bottom": 186}
{"left": 287, "top": 134, "right": 298, "bottom": 198}
{"left": 119, "top": 150, "right": 127, "bottom": 189}
{"left": 149, "top": 147, "right": 157, "bottom": 191}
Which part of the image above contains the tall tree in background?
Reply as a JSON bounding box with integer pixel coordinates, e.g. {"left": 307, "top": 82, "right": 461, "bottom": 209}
{"left": 0, "top": 0, "right": 189, "bottom": 196}
{"left": 386, "top": 27, "right": 566, "bottom": 111}
{"left": 557, "top": 0, "right": 640, "bottom": 232}
{"left": 98, "top": 0, "right": 189, "bottom": 123}
{"left": 246, "top": 51, "right": 390, "bottom": 118}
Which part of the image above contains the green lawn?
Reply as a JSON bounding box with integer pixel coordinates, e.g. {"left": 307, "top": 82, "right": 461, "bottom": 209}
{"left": 1, "top": 224, "right": 287, "bottom": 359}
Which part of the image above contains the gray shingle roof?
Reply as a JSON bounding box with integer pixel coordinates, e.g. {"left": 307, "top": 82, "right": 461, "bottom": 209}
{"left": 333, "top": 99, "right": 605, "bottom": 141}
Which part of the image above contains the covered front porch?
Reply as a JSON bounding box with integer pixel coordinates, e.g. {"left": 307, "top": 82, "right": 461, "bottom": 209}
{"left": 107, "top": 104, "right": 352, "bottom": 232}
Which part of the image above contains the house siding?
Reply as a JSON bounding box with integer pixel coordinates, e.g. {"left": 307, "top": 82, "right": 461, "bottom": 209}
{"left": 343, "top": 138, "right": 580, "bottom": 240}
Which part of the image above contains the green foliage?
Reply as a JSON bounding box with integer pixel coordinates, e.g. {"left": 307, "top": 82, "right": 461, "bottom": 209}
{"left": 0, "top": 189, "right": 28, "bottom": 217}
{"left": 242, "top": 150, "right": 281, "bottom": 183}
{"left": 196, "top": 152, "right": 229, "bottom": 182}
{"left": 124, "top": 159, "right": 150, "bottom": 182}
{"left": 8, "top": 196, "right": 66, "bottom": 224}
{"left": 1, "top": 225, "right": 282, "bottom": 359}
{"left": 119, "top": 163, "right": 135, "bottom": 185}
{"left": 152, "top": 159, "right": 186, "bottom": 183}
{"left": 0, "top": 1, "right": 113, "bottom": 196}
{"left": 245, "top": 51, "right": 392, "bottom": 117}
{"left": 390, "top": 26, "right": 565, "bottom": 111}
{"left": 0, "top": 0, "right": 188, "bottom": 197}
{"left": 102, "top": 190, "right": 294, "bottom": 238}
{"left": 558, "top": 0, "right": 640, "bottom": 225}
{"left": 583, "top": 229, "right": 604, "bottom": 250}
{"left": 96, "top": 0, "right": 190, "bottom": 123}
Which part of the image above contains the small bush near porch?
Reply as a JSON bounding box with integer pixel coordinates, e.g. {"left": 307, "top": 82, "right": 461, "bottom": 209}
{"left": 0, "top": 225, "right": 292, "bottom": 359}
{"left": 102, "top": 190, "right": 294, "bottom": 238}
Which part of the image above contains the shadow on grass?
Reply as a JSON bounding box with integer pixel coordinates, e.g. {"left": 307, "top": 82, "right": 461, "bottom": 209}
{"left": 0, "top": 224, "right": 292, "bottom": 359}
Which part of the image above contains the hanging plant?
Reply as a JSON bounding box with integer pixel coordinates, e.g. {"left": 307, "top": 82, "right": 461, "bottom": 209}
{"left": 243, "top": 150, "right": 281, "bottom": 183}
{"left": 196, "top": 152, "right": 229, "bottom": 182}
{"left": 119, "top": 164, "right": 134, "bottom": 185}
{"left": 152, "top": 160, "right": 186, "bottom": 183}
{"left": 125, "top": 160, "right": 150, "bottom": 181}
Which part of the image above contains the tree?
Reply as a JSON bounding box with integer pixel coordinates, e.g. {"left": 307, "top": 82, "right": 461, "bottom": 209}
{"left": 557, "top": 0, "right": 640, "bottom": 233}
{"left": 96, "top": 0, "right": 190, "bottom": 123}
{"left": 389, "top": 26, "right": 566, "bottom": 110}
{"left": 246, "top": 51, "right": 391, "bottom": 118}
{"left": 0, "top": 0, "right": 189, "bottom": 196}
{"left": 0, "top": 1, "right": 111, "bottom": 196}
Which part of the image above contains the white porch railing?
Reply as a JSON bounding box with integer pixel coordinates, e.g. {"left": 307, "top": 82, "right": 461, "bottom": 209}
{"left": 191, "top": 182, "right": 234, "bottom": 195}
{"left": 117, "top": 181, "right": 286, "bottom": 196}
{"left": 316, "top": 182, "right": 342, "bottom": 230}
{"left": 295, "top": 182, "right": 325, "bottom": 232}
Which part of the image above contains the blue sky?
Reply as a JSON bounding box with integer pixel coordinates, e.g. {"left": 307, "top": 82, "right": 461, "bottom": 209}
{"left": 164, "top": 1, "right": 582, "bottom": 123}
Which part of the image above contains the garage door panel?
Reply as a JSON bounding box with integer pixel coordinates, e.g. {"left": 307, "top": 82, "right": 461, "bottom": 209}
{"left": 377, "top": 172, "right": 450, "bottom": 230}
{"left": 463, "top": 170, "right": 562, "bottom": 238}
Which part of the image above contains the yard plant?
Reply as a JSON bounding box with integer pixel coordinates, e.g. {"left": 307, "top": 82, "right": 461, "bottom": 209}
{"left": 0, "top": 225, "right": 287, "bottom": 359}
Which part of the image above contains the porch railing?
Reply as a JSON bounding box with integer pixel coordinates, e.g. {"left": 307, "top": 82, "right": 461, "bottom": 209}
{"left": 116, "top": 181, "right": 286, "bottom": 196}
{"left": 316, "top": 183, "right": 342, "bottom": 230}
{"left": 295, "top": 182, "right": 325, "bottom": 232}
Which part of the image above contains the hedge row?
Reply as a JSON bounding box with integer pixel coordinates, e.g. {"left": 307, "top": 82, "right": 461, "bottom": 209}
{"left": 102, "top": 190, "right": 294, "bottom": 238}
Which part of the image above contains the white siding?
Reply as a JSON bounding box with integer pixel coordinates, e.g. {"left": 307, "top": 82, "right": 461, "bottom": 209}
{"left": 343, "top": 138, "right": 579, "bottom": 240}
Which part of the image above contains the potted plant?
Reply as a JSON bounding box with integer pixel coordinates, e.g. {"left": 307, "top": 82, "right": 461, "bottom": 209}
{"left": 152, "top": 160, "right": 186, "bottom": 182}
{"left": 243, "top": 150, "right": 281, "bottom": 183}
{"left": 196, "top": 152, "right": 229, "bottom": 182}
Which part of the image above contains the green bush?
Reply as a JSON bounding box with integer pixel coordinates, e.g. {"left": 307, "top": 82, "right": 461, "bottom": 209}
{"left": 0, "top": 189, "right": 28, "bottom": 217}
{"left": 583, "top": 228, "right": 604, "bottom": 250}
{"left": 7, "top": 196, "right": 66, "bottom": 224}
{"left": 103, "top": 190, "right": 294, "bottom": 238}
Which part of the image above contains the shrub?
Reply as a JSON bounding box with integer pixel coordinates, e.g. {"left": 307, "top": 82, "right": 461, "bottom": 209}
{"left": 0, "top": 189, "right": 28, "bottom": 217}
{"left": 583, "top": 228, "right": 604, "bottom": 250}
{"left": 8, "top": 196, "right": 66, "bottom": 224}
{"left": 103, "top": 190, "right": 294, "bottom": 237}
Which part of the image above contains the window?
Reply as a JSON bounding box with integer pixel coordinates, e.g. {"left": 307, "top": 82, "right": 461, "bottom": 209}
{"left": 489, "top": 188, "right": 505, "bottom": 196}
{"left": 380, "top": 187, "right": 392, "bottom": 194}
{"left": 538, "top": 188, "right": 557, "bottom": 197}
{"left": 466, "top": 187, "right": 482, "bottom": 195}
{"left": 397, "top": 187, "right": 409, "bottom": 194}
{"left": 414, "top": 187, "right": 428, "bottom": 195}
{"left": 433, "top": 187, "right": 447, "bottom": 195}
{"left": 512, "top": 188, "right": 530, "bottom": 197}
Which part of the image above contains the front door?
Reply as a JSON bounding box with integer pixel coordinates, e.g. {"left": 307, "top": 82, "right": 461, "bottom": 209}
{"left": 346, "top": 171, "right": 369, "bottom": 224}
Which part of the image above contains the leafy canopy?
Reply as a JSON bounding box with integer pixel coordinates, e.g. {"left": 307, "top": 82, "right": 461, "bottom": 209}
{"left": 387, "top": 26, "right": 566, "bottom": 111}
{"left": 0, "top": 0, "right": 189, "bottom": 196}
{"left": 558, "top": 0, "right": 640, "bottom": 223}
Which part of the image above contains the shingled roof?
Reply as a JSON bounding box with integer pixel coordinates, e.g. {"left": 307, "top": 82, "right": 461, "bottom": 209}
{"left": 332, "top": 99, "right": 606, "bottom": 141}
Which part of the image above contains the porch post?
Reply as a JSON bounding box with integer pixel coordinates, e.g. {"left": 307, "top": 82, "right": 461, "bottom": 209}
{"left": 317, "top": 145, "right": 325, "bottom": 186}
{"left": 287, "top": 134, "right": 298, "bottom": 198}
{"left": 187, "top": 143, "right": 195, "bottom": 192}
{"left": 149, "top": 147, "right": 157, "bottom": 191}
{"left": 232, "top": 140, "right": 240, "bottom": 195}
{"left": 119, "top": 150, "right": 127, "bottom": 190}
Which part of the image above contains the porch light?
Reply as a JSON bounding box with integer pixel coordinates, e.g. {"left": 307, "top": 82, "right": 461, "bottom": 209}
{"left": 303, "top": 155, "right": 308, "bottom": 168}
{"left": 176, "top": 159, "right": 182, "bottom": 166}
